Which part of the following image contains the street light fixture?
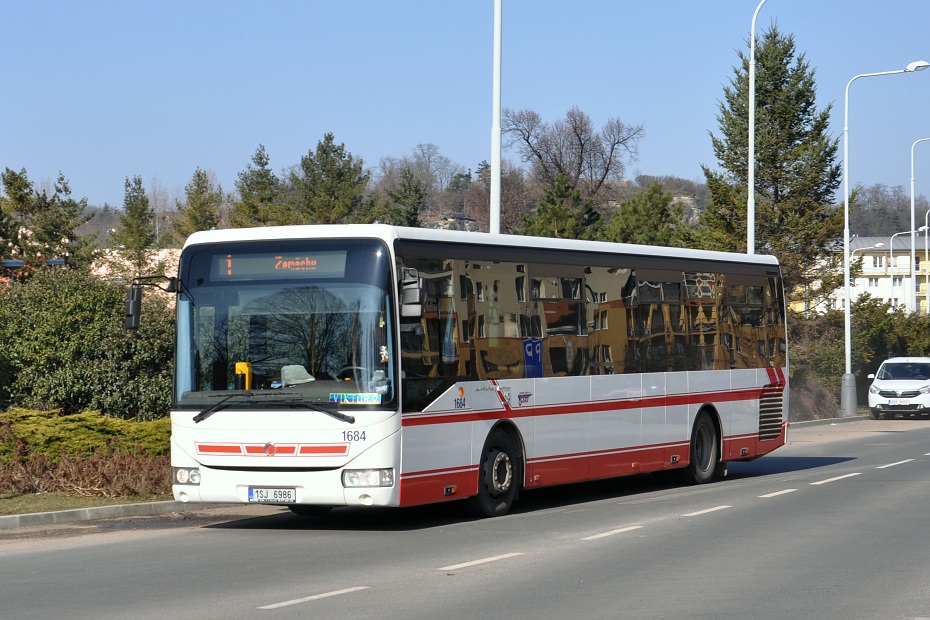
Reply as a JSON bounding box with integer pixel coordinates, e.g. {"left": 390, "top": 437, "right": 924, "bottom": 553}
{"left": 850, "top": 242, "right": 884, "bottom": 266}
{"left": 889, "top": 227, "right": 928, "bottom": 308}
{"left": 747, "top": 0, "right": 767, "bottom": 256}
{"left": 842, "top": 59, "right": 930, "bottom": 417}
{"left": 849, "top": 243, "right": 884, "bottom": 304}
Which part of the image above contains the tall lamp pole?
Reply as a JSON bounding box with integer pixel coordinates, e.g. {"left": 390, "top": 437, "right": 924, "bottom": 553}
{"left": 890, "top": 228, "right": 927, "bottom": 307}
{"left": 489, "top": 0, "right": 502, "bottom": 235}
{"left": 842, "top": 60, "right": 930, "bottom": 417}
{"left": 747, "top": 0, "right": 767, "bottom": 255}
{"left": 911, "top": 138, "right": 930, "bottom": 313}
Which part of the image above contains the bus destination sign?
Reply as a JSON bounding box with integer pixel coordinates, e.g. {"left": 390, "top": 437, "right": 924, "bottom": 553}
{"left": 214, "top": 250, "right": 347, "bottom": 279}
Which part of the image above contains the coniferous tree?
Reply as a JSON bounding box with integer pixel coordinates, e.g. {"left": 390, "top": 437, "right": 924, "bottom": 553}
{"left": 0, "top": 168, "right": 96, "bottom": 272}
{"left": 173, "top": 168, "right": 222, "bottom": 242}
{"left": 602, "top": 182, "right": 693, "bottom": 247}
{"left": 287, "top": 133, "right": 373, "bottom": 224}
{"left": 515, "top": 173, "right": 601, "bottom": 240}
{"left": 111, "top": 176, "right": 156, "bottom": 272}
{"left": 381, "top": 168, "right": 425, "bottom": 227}
{"left": 229, "top": 145, "right": 286, "bottom": 227}
{"left": 699, "top": 25, "right": 842, "bottom": 305}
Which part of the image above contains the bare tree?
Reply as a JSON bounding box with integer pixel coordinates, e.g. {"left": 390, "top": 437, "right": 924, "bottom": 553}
{"left": 503, "top": 106, "right": 644, "bottom": 201}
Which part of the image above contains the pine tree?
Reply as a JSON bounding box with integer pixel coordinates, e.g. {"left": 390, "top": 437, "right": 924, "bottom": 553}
{"left": 382, "top": 168, "right": 425, "bottom": 227}
{"left": 603, "top": 182, "right": 692, "bottom": 247}
{"left": 699, "top": 25, "right": 842, "bottom": 304}
{"left": 111, "top": 176, "right": 156, "bottom": 272}
{"left": 173, "top": 168, "right": 221, "bottom": 242}
{"left": 229, "top": 145, "right": 286, "bottom": 227}
{"left": 515, "top": 173, "right": 601, "bottom": 240}
{"left": 287, "top": 133, "right": 373, "bottom": 225}
{"left": 0, "top": 169, "right": 96, "bottom": 271}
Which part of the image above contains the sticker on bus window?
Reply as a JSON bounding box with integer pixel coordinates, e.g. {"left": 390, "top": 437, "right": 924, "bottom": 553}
{"left": 329, "top": 393, "right": 382, "bottom": 405}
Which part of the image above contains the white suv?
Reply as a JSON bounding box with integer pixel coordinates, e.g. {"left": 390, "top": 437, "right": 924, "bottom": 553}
{"left": 867, "top": 357, "right": 930, "bottom": 419}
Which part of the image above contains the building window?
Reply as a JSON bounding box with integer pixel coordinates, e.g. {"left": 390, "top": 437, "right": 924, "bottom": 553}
{"left": 869, "top": 278, "right": 879, "bottom": 287}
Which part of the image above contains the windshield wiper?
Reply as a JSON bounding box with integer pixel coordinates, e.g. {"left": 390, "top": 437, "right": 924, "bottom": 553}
{"left": 193, "top": 391, "right": 253, "bottom": 423}
{"left": 191, "top": 391, "right": 355, "bottom": 425}
{"left": 273, "top": 396, "right": 356, "bottom": 425}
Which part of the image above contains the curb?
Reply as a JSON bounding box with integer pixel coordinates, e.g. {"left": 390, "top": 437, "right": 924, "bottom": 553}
{"left": 0, "top": 500, "right": 204, "bottom": 531}
{"left": 790, "top": 414, "right": 868, "bottom": 427}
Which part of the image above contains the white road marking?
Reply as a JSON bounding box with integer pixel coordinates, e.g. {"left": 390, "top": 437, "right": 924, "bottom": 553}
{"left": 259, "top": 586, "right": 369, "bottom": 610}
{"left": 876, "top": 459, "right": 914, "bottom": 469}
{"left": 810, "top": 473, "right": 861, "bottom": 485}
{"left": 759, "top": 489, "right": 797, "bottom": 498}
{"left": 438, "top": 552, "right": 524, "bottom": 571}
{"left": 682, "top": 505, "right": 731, "bottom": 517}
{"left": 581, "top": 525, "right": 643, "bottom": 541}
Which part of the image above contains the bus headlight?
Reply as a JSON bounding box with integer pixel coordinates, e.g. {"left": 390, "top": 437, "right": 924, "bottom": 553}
{"left": 174, "top": 467, "right": 201, "bottom": 485}
{"left": 342, "top": 468, "right": 394, "bottom": 488}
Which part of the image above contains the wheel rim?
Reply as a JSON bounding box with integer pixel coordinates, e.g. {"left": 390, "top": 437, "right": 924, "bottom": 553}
{"left": 695, "top": 423, "right": 712, "bottom": 471}
{"left": 486, "top": 447, "right": 512, "bottom": 497}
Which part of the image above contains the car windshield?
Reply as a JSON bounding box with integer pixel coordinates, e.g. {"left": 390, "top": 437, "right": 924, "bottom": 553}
{"left": 173, "top": 238, "right": 397, "bottom": 411}
{"left": 877, "top": 363, "right": 930, "bottom": 381}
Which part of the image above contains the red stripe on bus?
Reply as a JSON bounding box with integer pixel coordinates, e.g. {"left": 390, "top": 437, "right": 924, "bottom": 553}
{"left": 298, "top": 444, "right": 350, "bottom": 456}
{"left": 401, "top": 388, "right": 760, "bottom": 427}
{"left": 195, "top": 444, "right": 242, "bottom": 455}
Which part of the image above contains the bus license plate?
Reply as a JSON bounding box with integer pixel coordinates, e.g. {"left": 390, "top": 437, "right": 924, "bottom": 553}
{"left": 248, "top": 487, "right": 296, "bottom": 503}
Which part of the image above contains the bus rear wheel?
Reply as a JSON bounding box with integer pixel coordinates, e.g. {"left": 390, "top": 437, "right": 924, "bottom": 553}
{"left": 466, "top": 429, "right": 520, "bottom": 518}
{"left": 683, "top": 411, "right": 719, "bottom": 485}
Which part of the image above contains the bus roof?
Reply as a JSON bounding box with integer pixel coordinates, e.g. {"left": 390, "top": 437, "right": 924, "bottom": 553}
{"left": 183, "top": 224, "right": 779, "bottom": 267}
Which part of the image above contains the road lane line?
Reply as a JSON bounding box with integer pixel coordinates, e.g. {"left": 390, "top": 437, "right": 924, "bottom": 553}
{"left": 681, "top": 505, "right": 731, "bottom": 517}
{"left": 438, "top": 552, "right": 523, "bottom": 571}
{"left": 876, "top": 459, "right": 914, "bottom": 469}
{"left": 810, "top": 473, "right": 861, "bottom": 485}
{"left": 259, "top": 586, "right": 369, "bottom": 610}
{"left": 582, "top": 525, "right": 643, "bottom": 541}
{"left": 759, "top": 489, "right": 797, "bottom": 498}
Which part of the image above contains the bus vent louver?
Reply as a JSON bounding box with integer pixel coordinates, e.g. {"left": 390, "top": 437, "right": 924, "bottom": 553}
{"left": 758, "top": 385, "right": 784, "bottom": 440}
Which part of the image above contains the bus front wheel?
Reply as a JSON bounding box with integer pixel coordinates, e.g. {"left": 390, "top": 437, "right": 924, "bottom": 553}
{"left": 683, "top": 411, "right": 719, "bottom": 485}
{"left": 466, "top": 429, "right": 520, "bottom": 518}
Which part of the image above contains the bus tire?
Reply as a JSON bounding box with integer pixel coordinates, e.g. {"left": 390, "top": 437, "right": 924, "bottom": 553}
{"left": 466, "top": 429, "right": 521, "bottom": 518}
{"left": 684, "top": 411, "right": 718, "bottom": 485}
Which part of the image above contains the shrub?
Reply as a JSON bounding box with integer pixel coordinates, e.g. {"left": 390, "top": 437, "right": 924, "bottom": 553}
{"left": 0, "top": 408, "right": 171, "bottom": 497}
{"left": 0, "top": 268, "right": 174, "bottom": 420}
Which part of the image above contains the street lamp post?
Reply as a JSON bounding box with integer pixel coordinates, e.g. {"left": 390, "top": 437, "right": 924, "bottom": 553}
{"left": 849, "top": 243, "right": 884, "bottom": 304}
{"left": 842, "top": 60, "right": 930, "bottom": 417}
{"left": 925, "top": 207, "right": 930, "bottom": 314}
{"left": 889, "top": 227, "right": 928, "bottom": 308}
{"left": 747, "top": 0, "right": 767, "bottom": 256}
{"left": 910, "top": 139, "right": 930, "bottom": 313}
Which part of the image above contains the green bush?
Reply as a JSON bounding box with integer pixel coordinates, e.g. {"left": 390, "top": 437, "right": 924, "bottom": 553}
{"left": 0, "top": 408, "right": 171, "bottom": 496}
{"left": 0, "top": 408, "right": 170, "bottom": 463}
{"left": 0, "top": 268, "right": 174, "bottom": 420}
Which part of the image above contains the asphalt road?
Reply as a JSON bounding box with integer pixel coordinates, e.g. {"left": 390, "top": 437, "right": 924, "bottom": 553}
{"left": 3, "top": 417, "right": 930, "bottom": 620}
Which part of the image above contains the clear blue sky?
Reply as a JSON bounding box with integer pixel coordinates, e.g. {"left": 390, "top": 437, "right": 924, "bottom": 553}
{"left": 4, "top": 0, "right": 930, "bottom": 209}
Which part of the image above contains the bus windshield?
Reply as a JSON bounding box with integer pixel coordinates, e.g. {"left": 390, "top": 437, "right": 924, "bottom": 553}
{"left": 173, "top": 238, "right": 397, "bottom": 412}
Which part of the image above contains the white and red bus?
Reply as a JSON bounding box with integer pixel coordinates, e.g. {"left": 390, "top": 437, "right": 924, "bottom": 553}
{"left": 134, "top": 224, "right": 787, "bottom": 517}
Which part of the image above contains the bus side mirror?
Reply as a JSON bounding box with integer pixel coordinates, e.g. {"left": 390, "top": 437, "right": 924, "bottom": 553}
{"left": 400, "top": 267, "right": 422, "bottom": 317}
{"left": 125, "top": 284, "right": 142, "bottom": 330}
